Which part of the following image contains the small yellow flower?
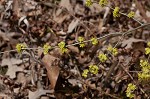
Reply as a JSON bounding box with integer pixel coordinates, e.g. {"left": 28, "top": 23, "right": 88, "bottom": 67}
{"left": 113, "top": 7, "right": 120, "bottom": 18}
{"left": 99, "top": 0, "right": 108, "bottom": 7}
{"left": 58, "top": 41, "right": 68, "bottom": 54}
{"left": 89, "top": 65, "right": 99, "bottom": 74}
{"left": 90, "top": 37, "right": 98, "bottom": 45}
{"left": 147, "top": 42, "right": 150, "bottom": 47}
{"left": 98, "top": 53, "right": 107, "bottom": 62}
{"left": 78, "top": 36, "right": 84, "bottom": 42}
{"left": 138, "top": 59, "right": 150, "bottom": 81}
{"left": 58, "top": 41, "right": 65, "bottom": 49}
{"left": 140, "top": 59, "right": 149, "bottom": 68}
{"left": 145, "top": 42, "right": 150, "bottom": 55}
{"left": 142, "top": 67, "right": 150, "bottom": 74}
{"left": 43, "top": 43, "right": 51, "bottom": 55}
{"left": 127, "top": 11, "right": 135, "bottom": 18}
{"left": 16, "top": 43, "right": 26, "bottom": 53}
{"left": 85, "top": 0, "right": 92, "bottom": 7}
{"left": 82, "top": 69, "right": 89, "bottom": 78}
{"left": 126, "top": 83, "right": 136, "bottom": 98}
{"left": 145, "top": 48, "right": 150, "bottom": 55}
{"left": 138, "top": 72, "right": 150, "bottom": 81}
{"left": 112, "top": 48, "right": 118, "bottom": 56}
{"left": 107, "top": 45, "right": 118, "bottom": 56}
{"left": 107, "top": 46, "right": 113, "bottom": 52}
{"left": 78, "top": 36, "right": 85, "bottom": 48}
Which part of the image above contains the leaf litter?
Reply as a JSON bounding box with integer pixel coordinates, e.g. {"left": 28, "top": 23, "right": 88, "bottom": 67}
{"left": 0, "top": 0, "right": 150, "bottom": 98}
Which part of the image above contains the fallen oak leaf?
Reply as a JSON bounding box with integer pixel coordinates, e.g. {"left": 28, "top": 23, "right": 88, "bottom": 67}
{"left": 1, "top": 58, "right": 27, "bottom": 78}
{"left": 28, "top": 81, "right": 54, "bottom": 99}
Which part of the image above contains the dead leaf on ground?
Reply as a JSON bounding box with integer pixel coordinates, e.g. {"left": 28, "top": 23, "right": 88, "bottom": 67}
{"left": 1, "top": 58, "right": 28, "bottom": 78}
{"left": 59, "top": 0, "right": 73, "bottom": 12}
{"left": 28, "top": 81, "right": 54, "bottom": 99}
{"left": 121, "top": 38, "right": 145, "bottom": 49}
{"left": 53, "top": 12, "right": 69, "bottom": 24}
{"left": 0, "top": 30, "right": 9, "bottom": 41}
{"left": 42, "top": 54, "right": 60, "bottom": 89}
{"left": 67, "top": 19, "right": 79, "bottom": 33}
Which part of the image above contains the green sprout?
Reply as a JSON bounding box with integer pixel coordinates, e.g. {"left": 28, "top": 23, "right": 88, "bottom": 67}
{"left": 89, "top": 65, "right": 99, "bottom": 74}
{"left": 113, "top": 7, "right": 120, "bottom": 18}
{"left": 126, "top": 83, "right": 136, "bottom": 98}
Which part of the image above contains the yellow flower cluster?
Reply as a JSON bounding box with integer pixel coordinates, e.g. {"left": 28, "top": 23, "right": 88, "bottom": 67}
{"left": 138, "top": 59, "right": 150, "bottom": 81}
{"left": 78, "top": 36, "right": 85, "bottom": 48}
{"left": 126, "top": 83, "right": 136, "bottom": 98}
{"left": 99, "top": 0, "right": 108, "bottom": 7}
{"left": 58, "top": 41, "right": 68, "bottom": 54}
{"left": 43, "top": 43, "right": 51, "bottom": 55}
{"left": 147, "top": 42, "right": 150, "bottom": 47}
{"left": 82, "top": 65, "right": 99, "bottom": 78}
{"left": 90, "top": 37, "right": 98, "bottom": 45}
{"left": 127, "top": 11, "right": 135, "bottom": 18}
{"left": 107, "top": 45, "right": 118, "bottom": 56}
{"left": 113, "top": 7, "right": 120, "bottom": 18}
{"left": 85, "top": 0, "right": 92, "bottom": 7}
{"left": 82, "top": 69, "right": 89, "bottom": 78}
{"left": 89, "top": 65, "right": 99, "bottom": 74}
{"left": 145, "top": 42, "right": 150, "bottom": 55}
{"left": 16, "top": 43, "right": 26, "bottom": 53}
{"left": 98, "top": 53, "right": 107, "bottom": 62}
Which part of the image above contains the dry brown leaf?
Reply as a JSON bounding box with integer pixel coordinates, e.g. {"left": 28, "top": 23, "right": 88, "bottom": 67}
{"left": 68, "top": 79, "right": 81, "bottom": 86}
{"left": 28, "top": 80, "right": 54, "bottom": 99}
{"left": 53, "top": 0, "right": 72, "bottom": 24}
{"left": 28, "top": 88, "right": 53, "bottom": 99}
{"left": 91, "top": 3, "right": 103, "bottom": 11}
{"left": 121, "top": 38, "right": 145, "bottom": 49}
{"left": 0, "top": 30, "right": 9, "bottom": 41}
{"left": 28, "top": 90, "right": 52, "bottom": 99}
{"left": 135, "top": 0, "right": 150, "bottom": 22}
{"left": 0, "top": 94, "right": 11, "bottom": 99}
{"left": 12, "top": 0, "right": 20, "bottom": 17}
{"left": 67, "top": 19, "right": 79, "bottom": 33}
{"left": 67, "top": 45, "right": 79, "bottom": 53}
{"left": 53, "top": 13, "right": 69, "bottom": 23}
{"left": 42, "top": 54, "right": 60, "bottom": 89}
{"left": 74, "top": 4, "right": 85, "bottom": 16}
{"left": 59, "top": 0, "right": 73, "bottom": 12}
{"left": 16, "top": 72, "right": 27, "bottom": 88}
{"left": 1, "top": 58, "right": 27, "bottom": 78}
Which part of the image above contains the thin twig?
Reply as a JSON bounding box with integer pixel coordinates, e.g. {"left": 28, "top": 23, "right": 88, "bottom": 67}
{"left": 0, "top": 23, "right": 150, "bottom": 54}
{"left": 105, "top": 5, "right": 143, "bottom": 25}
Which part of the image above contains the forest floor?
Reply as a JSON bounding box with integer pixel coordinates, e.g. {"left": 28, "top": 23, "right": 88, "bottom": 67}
{"left": 0, "top": 0, "right": 150, "bottom": 99}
